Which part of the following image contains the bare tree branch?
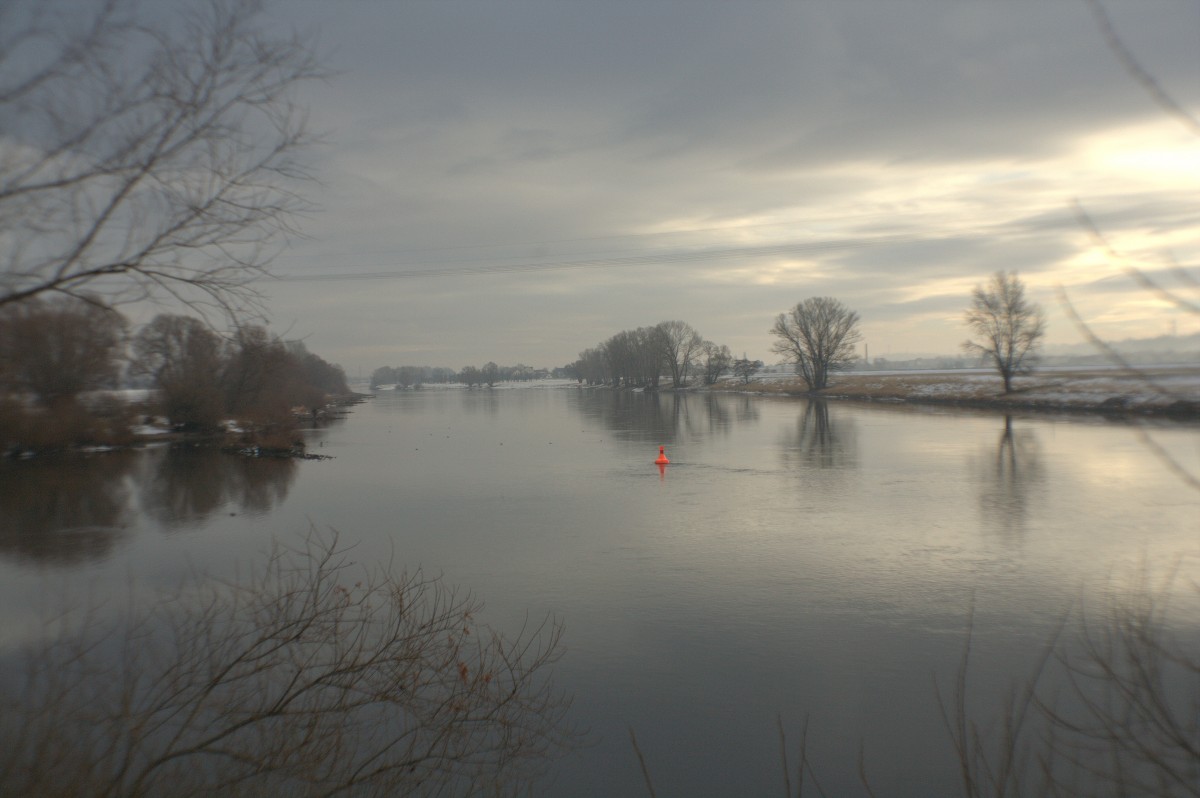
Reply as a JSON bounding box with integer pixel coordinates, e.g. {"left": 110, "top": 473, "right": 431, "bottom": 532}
{"left": 1084, "top": 0, "right": 1200, "bottom": 138}
{"left": 0, "top": 529, "right": 576, "bottom": 796}
{"left": 0, "top": 0, "right": 324, "bottom": 322}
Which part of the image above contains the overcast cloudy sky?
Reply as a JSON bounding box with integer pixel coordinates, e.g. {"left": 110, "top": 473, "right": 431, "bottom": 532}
{"left": 251, "top": 1, "right": 1200, "bottom": 375}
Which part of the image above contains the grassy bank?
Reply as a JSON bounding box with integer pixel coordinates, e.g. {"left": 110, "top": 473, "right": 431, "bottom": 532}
{"left": 714, "top": 367, "right": 1200, "bottom": 418}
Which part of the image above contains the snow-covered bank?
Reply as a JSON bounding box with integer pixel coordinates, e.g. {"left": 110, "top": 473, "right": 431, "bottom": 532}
{"left": 718, "top": 367, "right": 1200, "bottom": 418}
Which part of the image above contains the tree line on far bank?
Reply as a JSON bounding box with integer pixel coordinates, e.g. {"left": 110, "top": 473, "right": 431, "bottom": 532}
{"left": 368, "top": 272, "right": 1045, "bottom": 398}
{"left": 370, "top": 323, "right": 751, "bottom": 393}
{"left": 0, "top": 298, "right": 349, "bottom": 453}
{"left": 769, "top": 273, "right": 1044, "bottom": 392}
{"left": 571, "top": 320, "right": 759, "bottom": 390}
{"left": 559, "top": 274, "right": 1042, "bottom": 395}
{"left": 571, "top": 272, "right": 1044, "bottom": 394}
{"left": 369, "top": 362, "right": 550, "bottom": 390}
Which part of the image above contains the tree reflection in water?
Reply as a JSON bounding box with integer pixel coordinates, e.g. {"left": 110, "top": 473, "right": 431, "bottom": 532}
{"left": 977, "top": 415, "right": 1043, "bottom": 540}
{"left": 570, "top": 390, "right": 761, "bottom": 444}
{"left": 782, "top": 399, "right": 857, "bottom": 470}
{"left": 140, "top": 447, "right": 297, "bottom": 530}
{"left": 0, "top": 452, "right": 137, "bottom": 564}
{"left": 0, "top": 447, "right": 301, "bottom": 565}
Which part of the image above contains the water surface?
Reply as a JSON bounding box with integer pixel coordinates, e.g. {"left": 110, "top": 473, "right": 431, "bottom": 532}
{"left": 1, "top": 386, "right": 1198, "bottom": 795}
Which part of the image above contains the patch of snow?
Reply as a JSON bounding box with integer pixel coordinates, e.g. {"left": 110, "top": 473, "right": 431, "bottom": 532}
{"left": 132, "top": 423, "right": 171, "bottom": 436}
{"left": 911, "top": 383, "right": 984, "bottom": 397}
{"left": 90, "top": 388, "right": 155, "bottom": 403}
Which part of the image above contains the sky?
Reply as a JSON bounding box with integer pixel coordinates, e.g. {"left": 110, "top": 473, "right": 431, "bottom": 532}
{"left": 185, "top": 2, "right": 1200, "bottom": 373}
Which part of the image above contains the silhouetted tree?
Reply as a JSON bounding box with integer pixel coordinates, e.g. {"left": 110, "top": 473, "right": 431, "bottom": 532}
{"left": 963, "top": 271, "right": 1046, "bottom": 394}
{"left": 459, "top": 366, "right": 482, "bottom": 388}
{"left": 221, "top": 325, "right": 302, "bottom": 420}
{"left": 731, "top": 357, "right": 763, "bottom": 385}
{"left": 655, "top": 320, "right": 703, "bottom": 389}
{"left": 129, "top": 314, "right": 225, "bottom": 428}
{"left": 0, "top": 296, "right": 127, "bottom": 407}
{"left": 370, "top": 366, "right": 397, "bottom": 389}
{"left": 573, "top": 348, "right": 607, "bottom": 385}
{"left": 481, "top": 361, "right": 500, "bottom": 388}
{"left": 396, "top": 365, "right": 422, "bottom": 390}
{"left": 286, "top": 342, "right": 349, "bottom": 397}
{"left": 700, "top": 342, "right": 733, "bottom": 385}
{"left": 770, "top": 297, "right": 861, "bottom": 391}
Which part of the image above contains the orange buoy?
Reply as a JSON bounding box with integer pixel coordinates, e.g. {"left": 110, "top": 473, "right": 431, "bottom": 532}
{"left": 654, "top": 446, "right": 670, "bottom": 465}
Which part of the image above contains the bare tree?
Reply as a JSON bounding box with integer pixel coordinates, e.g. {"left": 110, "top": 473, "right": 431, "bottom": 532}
{"left": 655, "top": 320, "right": 703, "bottom": 389}
{"left": 287, "top": 341, "right": 349, "bottom": 397}
{"left": 481, "top": 361, "right": 500, "bottom": 388}
{"left": 770, "top": 297, "right": 862, "bottom": 391}
{"left": 396, "top": 365, "right": 423, "bottom": 390}
{"left": 459, "top": 365, "right": 482, "bottom": 388}
{"left": 700, "top": 341, "right": 732, "bottom": 385}
{"left": 631, "top": 327, "right": 665, "bottom": 390}
{"left": 130, "top": 314, "right": 225, "bottom": 428}
{"left": 572, "top": 348, "right": 607, "bottom": 386}
{"left": 0, "top": 0, "right": 322, "bottom": 319}
{"left": 0, "top": 530, "right": 574, "bottom": 797}
{"left": 963, "top": 272, "right": 1046, "bottom": 394}
{"left": 220, "top": 324, "right": 298, "bottom": 420}
{"left": 0, "top": 295, "right": 127, "bottom": 407}
{"left": 731, "top": 357, "right": 763, "bottom": 385}
{"left": 601, "top": 330, "right": 638, "bottom": 389}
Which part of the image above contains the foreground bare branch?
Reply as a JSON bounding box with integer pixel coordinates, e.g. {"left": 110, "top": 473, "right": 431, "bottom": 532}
{"left": 935, "top": 602, "right": 1064, "bottom": 798}
{"left": 0, "top": 0, "right": 324, "bottom": 321}
{"left": 0, "top": 529, "right": 574, "bottom": 797}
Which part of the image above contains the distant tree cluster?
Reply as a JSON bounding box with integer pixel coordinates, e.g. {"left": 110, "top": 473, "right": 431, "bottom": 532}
{"left": 457, "top": 362, "right": 547, "bottom": 389}
{"left": 367, "top": 363, "right": 553, "bottom": 391}
{"left": 130, "top": 314, "right": 349, "bottom": 430}
{"left": 572, "top": 321, "right": 731, "bottom": 390}
{"left": 559, "top": 278, "right": 1046, "bottom": 396}
{"left": 369, "top": 365, "right": 457, "bottom": 390}
{"left": 0, "top": 300, "right": 348, "bottom": 451}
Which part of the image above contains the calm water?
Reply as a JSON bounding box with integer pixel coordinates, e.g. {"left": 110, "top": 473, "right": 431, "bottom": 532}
{"left": 2, "top": 386, "right": 1199, "bottom": 795}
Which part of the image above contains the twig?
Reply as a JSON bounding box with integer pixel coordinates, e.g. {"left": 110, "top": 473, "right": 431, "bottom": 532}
{"left": 629, "top": 727, "right": 657, "bottom": 798}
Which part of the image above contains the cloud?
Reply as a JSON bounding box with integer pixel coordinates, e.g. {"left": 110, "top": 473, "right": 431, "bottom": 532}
{"left": 257, "top": 0, "right": 1200, "bottom": 371}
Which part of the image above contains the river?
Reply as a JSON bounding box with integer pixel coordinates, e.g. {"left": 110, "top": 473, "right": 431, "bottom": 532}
{"left": 2, "top": 385, "right": 1198, "bottom": 796}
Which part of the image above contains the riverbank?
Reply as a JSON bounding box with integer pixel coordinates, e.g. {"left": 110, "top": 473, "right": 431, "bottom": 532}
{"left": 2, "top": 392, "right": 370, "bottom": 459}
{"left": 714, "top": 366, "right": 1200, "bottom": 419}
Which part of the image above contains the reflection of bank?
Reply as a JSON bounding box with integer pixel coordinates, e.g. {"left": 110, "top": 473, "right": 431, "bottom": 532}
{"left": 977, "top": 415, "right": 1043, "bottom": 540}
{"left": 141, "top": 447, "right": 297, "bottom": 530}
{"left": 0, "top": 447, "right": 300, "bottom": 565}
{"left": 781, "top": 399, "right": 857, "bottom": 470}
{"left": 570, "top": 390, "right": 761, "bottom": 443}
{"left": 0, "top": 451, "right": 137, "bottom": 564}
